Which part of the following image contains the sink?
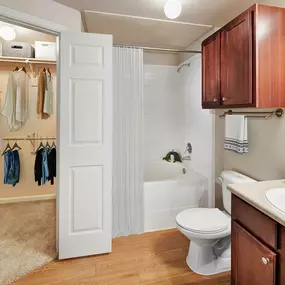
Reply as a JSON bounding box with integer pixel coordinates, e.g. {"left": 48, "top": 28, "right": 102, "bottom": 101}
{"left": 265, "top": 188, "right": 285, "bottom": 214}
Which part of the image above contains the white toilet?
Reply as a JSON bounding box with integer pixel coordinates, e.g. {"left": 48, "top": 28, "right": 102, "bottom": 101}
{"left": 176, "top": 170, "right": 256, "bottom": 276}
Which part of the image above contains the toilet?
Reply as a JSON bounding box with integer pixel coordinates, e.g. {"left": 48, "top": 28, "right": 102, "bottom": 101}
{"left": 176, "top": 171, "right": 256, "bottom": 276}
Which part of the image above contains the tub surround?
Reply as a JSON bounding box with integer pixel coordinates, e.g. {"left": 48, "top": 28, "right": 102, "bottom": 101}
{"left": 228, "top": 180, "right": 285, "bottom": 226}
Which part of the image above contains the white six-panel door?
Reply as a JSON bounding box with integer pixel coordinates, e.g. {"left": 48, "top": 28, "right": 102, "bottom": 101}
{"left": 58, "top": 32, "right": 113, "bottom": 259}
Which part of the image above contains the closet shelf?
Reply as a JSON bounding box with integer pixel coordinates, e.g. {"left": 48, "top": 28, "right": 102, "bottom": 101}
{"left": 0, "top": 56, "right": 56, "bottom": 65}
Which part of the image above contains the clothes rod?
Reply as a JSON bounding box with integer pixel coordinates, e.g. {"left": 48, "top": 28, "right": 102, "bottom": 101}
{"left": 0, "top": 56, "right": 56, "bottom": 65}
{"left": 219, "top": 109, "right": 284, "bottom": 119}
{"left": 113, "top": 44, "right": 201, "bottom": 54}
{"left": 3, "top": 137, "right": 56, "bottom": 141}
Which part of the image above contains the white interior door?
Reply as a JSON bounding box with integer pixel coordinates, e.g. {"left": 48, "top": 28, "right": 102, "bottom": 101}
{"left": 58, "top": 32, "right": 113, "bottom": 259}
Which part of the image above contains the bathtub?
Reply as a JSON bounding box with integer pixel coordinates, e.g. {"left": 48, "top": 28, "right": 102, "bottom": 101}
{"left": 144, "top": 161, "right": 207, "bottom": 232}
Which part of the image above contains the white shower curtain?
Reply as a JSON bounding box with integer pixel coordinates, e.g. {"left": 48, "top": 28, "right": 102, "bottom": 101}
{"left": 113, "top": 47, "right": 144, "bottom": 237}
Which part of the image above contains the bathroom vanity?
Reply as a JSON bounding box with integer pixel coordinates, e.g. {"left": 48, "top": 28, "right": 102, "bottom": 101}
{"left": 229, "top": 180, "right": 285, "bottom": 285}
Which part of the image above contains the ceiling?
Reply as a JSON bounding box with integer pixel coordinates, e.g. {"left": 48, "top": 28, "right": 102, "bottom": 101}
{"left": 0, "top": 21, "right": 56, "bottom": 44}
{"left": 54, "top": 0, "right": 283, "bottom": 49}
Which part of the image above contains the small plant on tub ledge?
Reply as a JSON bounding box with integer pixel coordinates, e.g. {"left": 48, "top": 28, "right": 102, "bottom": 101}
{"left": 163, "top": 143, "right": 192, "bottom": 163}
{"left": 163, "top": 150, "right": 182, "bottom": 163}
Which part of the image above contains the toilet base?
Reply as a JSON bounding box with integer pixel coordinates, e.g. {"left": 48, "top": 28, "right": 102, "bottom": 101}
{"left": 186, "top": 241, "right": 231, "bottom": 276}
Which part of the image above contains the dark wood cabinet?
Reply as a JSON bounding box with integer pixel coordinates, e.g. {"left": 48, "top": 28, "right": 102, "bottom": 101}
{"left": 202, "top": 33, "right": 220, "bottom": 108}
{"left": 232, "top": 195, "right": 285, "bottom": 285}
{"left": 220, "top": 10, "right": 253, "bottom": 107}
{"left": 232, "top": 221, "right": 276, "bottom": 285}
{"left": 202, "top": 4, "right": 285, "bottom": 109}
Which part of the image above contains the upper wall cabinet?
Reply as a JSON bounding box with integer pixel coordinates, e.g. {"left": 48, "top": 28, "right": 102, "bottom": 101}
{"left": 202, "top": 33, "right": 220, "bottom": 108}
{"left": 202, "top": 4, "right": 285, "bottom": 109}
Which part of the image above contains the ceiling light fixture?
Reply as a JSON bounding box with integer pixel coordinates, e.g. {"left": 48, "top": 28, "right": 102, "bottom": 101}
{"left": 164, "top": 0, "right": 182, "bottom": 20}
{"left": 0, "top": 26, "right": 16, "bottom": 41}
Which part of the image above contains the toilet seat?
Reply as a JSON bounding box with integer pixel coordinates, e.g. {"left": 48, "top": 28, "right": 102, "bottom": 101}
{"left": 176, "top": 208, "right": 229, "bottom": 234}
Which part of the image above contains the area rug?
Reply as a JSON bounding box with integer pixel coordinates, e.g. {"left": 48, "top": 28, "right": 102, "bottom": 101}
{"left": 0, "top": 200, "right": 57, "bottom": 285}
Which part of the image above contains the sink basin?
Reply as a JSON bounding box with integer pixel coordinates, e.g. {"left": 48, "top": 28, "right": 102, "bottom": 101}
{"left": 265, "top": 188, "right": 285, "bottom": 214}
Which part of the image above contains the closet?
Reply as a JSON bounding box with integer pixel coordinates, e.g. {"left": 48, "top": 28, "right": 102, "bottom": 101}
{"left": 0, "top": 24, "right": 57, "bottom": 199}
{"left": 0, "top": 21, "right": 58, "bottom": 284}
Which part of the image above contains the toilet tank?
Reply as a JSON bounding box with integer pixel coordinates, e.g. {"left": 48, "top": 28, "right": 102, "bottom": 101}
{"left": 220, "top": 171, "right": 256, "bottom": 214}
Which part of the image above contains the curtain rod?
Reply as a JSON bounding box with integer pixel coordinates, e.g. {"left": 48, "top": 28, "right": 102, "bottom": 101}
{"left": 113, "top": 44, "right": 201, "bottom": 54}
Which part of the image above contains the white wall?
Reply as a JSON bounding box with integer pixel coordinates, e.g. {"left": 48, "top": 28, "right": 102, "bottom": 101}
{"left": 215, "top": 109, "right": 285, "bottom": 181}
{"left": 144, "top": 65, "right": 184, "bottom": 164}
{"left": 182, "top": 55, "right": 214, "bottom": 206}
{"left": 0, "top": 0, "right": 81, "bottom": 31}
{"left": 144, "top": 52, "right": 180, "bottom": 66}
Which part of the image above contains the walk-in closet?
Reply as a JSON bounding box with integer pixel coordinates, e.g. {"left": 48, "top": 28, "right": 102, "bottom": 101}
{"left": 0, "top": 21, "right": 58, "bottom": 285}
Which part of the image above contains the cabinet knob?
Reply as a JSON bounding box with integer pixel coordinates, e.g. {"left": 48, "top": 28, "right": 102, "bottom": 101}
{"left": 262, "top": 257, "right": 270, "bottom": 265}
{"left": 213, "top": 98, "right": 218, "bottom": 103}
{"left": 222, "top": 97, "right": 227, "bottom": 102}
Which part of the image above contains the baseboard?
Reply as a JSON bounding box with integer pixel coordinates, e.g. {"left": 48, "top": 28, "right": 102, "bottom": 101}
{"left": 0, "top": 194, "right": 56, "bottom": 204}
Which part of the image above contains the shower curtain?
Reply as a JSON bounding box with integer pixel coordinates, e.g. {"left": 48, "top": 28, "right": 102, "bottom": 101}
{"left": 112, "top": 47, "right": 144, "bottom": 237}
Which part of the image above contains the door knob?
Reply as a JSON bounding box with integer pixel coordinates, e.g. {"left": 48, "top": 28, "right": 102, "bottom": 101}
{"left": 213, "top": 98, "right": 218, "bottom": 103}
{"left": 262, "top": 257, "right": 270, "bottom": 265}
{"left": 222, "top": 97, "right": 227, "bottom": 102}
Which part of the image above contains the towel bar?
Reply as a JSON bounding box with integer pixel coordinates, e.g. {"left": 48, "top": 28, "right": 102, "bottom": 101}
{"left": 219, "top": 109, "right": 284, "bottom": 119}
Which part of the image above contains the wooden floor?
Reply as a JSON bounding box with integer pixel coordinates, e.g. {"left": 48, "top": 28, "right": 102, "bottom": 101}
{"left": 12, "top": 229, "right": 230, "bottom": 285}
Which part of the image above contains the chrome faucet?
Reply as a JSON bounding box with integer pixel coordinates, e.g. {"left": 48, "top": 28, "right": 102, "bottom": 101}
{"left": 182, "top": 142, "right": 192, "bottom": 161}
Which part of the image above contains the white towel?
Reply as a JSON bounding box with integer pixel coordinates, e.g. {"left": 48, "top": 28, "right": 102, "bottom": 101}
{"left": 224, "top": 115, "right": 248, "bottom": 154}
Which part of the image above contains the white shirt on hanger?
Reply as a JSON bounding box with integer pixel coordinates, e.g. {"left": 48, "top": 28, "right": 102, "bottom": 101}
{"left": 1, "top": 70, "right": 29, "bottom": 131}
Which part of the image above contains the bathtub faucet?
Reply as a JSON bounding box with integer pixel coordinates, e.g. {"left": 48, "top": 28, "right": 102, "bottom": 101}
{"left": 182, "top": 142, "right": 192, "bottom": 161}
{"left": 163, "top": 150, "right": 182, "bottom": 163}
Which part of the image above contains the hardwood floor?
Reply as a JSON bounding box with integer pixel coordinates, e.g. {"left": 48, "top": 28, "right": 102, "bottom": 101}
{"left": 12, "top": 229, "right": 230, "bottom": 285}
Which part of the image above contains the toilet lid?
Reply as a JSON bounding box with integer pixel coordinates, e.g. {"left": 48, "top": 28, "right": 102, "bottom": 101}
{"left": 176, "top": 208, "right": 229, "bottom": 233}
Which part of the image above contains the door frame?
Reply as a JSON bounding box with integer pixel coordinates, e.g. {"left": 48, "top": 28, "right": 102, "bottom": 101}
{"left": 0, "top": 5, "right": 68, "bottom": 252}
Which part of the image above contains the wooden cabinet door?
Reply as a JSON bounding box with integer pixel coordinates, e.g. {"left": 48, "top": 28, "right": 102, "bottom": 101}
{"left": 202, "top": 32, "right": 220, "bottom": 108}
{"left": 232, "top": 221, "right": 276, "bottom": 285}
{"left": 221, "top": 10, "right": 254, "bottom": 106}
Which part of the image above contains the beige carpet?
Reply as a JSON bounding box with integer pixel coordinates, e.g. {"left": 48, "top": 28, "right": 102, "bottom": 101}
{"left": 0, "top": 200, "right": 57, "bottom": 285}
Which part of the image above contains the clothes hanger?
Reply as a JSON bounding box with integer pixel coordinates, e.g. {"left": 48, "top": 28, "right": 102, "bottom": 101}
{"left": 35, "top": 139, "right": 45, "bottom": 153}
{"left": 51, "top": 140, "right": 56, "bottom": 149}
{"left": 1, "top": 141, "right": 12, "bottom": 156}
{"left": 11, "top": 140, "right": 22, "bottom": 151}
{"left": 45, "top": 138, "right": 51, "bottom": 149}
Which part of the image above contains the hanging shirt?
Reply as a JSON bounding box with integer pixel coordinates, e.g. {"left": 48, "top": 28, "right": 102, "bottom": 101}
{"left": 47, "top": 148, "right": 56, "bottom": 185}
{"left": 42, "top": 148, "right": 49, "bottom": 185}
{"left": 34, "top": 148, "right": 43, "bottom": 186}
{"left": 1, "top": 70, "right": 29, "bottom": 131}
{"left": 37, "top": 71, "right": 49, "bottom": 119}
{"left": 4, "top": 150, "right": 20, "bottom": 187}
{"left": 43, "top": 71, "right": 53, "bottom": 117}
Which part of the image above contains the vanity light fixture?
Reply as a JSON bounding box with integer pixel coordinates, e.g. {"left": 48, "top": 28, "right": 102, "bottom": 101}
{"left": 164, "top": 0, "right": 182, "bottom": 19}
{"left": 0, "top": 26, "right": 16, "bottom": 41}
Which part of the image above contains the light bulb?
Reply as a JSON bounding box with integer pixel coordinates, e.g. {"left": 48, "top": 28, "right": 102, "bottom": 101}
{"left": 0, "top": 26, "right": 16, "bottom": 41}
{"left": 164, "top": 0, "right": 182, "bottom": 20}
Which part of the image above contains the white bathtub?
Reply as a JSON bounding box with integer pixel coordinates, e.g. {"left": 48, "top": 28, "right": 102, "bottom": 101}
{"left": 144, "top": 161, "right": 207, "bottom": 232}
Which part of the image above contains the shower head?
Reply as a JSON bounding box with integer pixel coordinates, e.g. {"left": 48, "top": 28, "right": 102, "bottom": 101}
{"left": 177, "top": 63, "right": 191, "bottom": 73}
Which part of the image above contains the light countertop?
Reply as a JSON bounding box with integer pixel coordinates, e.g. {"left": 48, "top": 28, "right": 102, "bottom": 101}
{"left": 228, "top": 180, "right": 285, "bottom": 227}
